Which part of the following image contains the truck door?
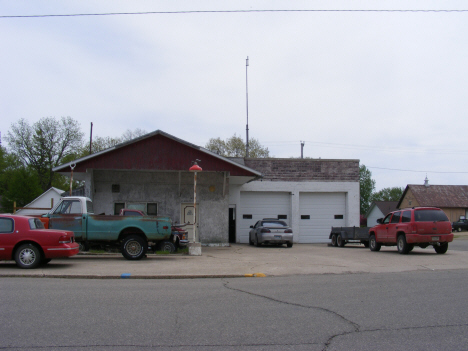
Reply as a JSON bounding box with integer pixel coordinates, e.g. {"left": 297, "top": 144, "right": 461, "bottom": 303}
{"left": 387, "top": 211, "right": 401, "bottom": 242}
{"left": 48, "top": 199, "right": 86, "bottom": 240}
{"left": 375, "top": 213, "right": 392, "bottom": 242}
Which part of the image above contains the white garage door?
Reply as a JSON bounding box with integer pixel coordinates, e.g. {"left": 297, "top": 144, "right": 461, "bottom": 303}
{"left": 299, "top": 192, "right": 346, "bottom": 243}
{"left": 239, "top": 191, "right": 291, "bottom": 243}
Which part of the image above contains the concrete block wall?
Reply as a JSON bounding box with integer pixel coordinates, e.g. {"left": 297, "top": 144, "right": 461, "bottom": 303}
{"left": 86, "top": 170, "right": 229, "bottom": 244}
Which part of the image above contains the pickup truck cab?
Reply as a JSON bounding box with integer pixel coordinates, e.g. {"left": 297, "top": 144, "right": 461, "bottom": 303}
{"left": 40, "top": 197, "right": 172, "bottom": 260}
{"left": 452, "top": 218, "right": 468, "bottom": 232}
{"left": 369, "top": 207, "right": 453, "bottom": 254}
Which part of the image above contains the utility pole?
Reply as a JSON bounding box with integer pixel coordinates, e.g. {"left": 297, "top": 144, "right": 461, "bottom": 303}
{"left": 245, "top": 56, "right": 250, "bottom": 158}
{"left": 301, "top": 141, "right": 305, "bottom": 159}
{"left": 89, "top": 122, "right": 93, "bottom": 154}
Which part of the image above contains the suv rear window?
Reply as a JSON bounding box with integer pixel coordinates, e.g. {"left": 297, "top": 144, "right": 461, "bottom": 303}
{"left": 414, "top": 210, "right": 449, "bottom": 222}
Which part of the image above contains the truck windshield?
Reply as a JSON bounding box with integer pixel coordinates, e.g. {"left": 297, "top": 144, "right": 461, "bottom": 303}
{"left": 86, "top": 200, "right": 94, "bottom": 214}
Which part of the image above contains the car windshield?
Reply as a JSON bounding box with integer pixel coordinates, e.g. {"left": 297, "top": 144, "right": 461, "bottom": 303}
{"left": 414, "top": 210, "right": 449, "bottom": 222}
{"left": 262, "top": 221, "right": 288, "bottom": 227}
{"left": 29, "top": 218, "right": 45, "bottom": 229}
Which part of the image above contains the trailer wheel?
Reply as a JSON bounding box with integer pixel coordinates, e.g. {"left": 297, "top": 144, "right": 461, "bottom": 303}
{"left": 121, "top": 235, "right": 147, "bottom": 260}
{"left": 337, "top": 235, "right": 345, "bottom": 247}
{"left": 331, "top": 234, "right": 337, "bottom": 247}
{"left": 369, "top": 235, "right": 381, "bottom": 252}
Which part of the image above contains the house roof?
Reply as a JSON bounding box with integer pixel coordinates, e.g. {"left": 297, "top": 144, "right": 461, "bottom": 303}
{"left": 15, "top": 187, "right": 64, "bottom": 213}
{"left": 397, "top": 184, "right": 468, "bottom": 208}
{"left": 366, "top": 201, "right": 398, "bottom": 218}
{"left": 53, "top": 130, "right": 262, "bottom": 178}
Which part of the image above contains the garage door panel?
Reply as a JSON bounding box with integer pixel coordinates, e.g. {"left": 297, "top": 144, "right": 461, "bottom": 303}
{"left": 239, "top": 192, "right": 291, "bottom": 243}
{"left": 299, "top": 193, "right": 346, "bottom": 243}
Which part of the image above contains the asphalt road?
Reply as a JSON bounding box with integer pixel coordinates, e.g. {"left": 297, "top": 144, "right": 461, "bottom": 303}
{"left": 2, "top": 270, "right": 468, "bottom": 351}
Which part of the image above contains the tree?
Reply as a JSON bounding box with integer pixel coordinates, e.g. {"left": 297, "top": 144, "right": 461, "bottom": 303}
{"left": 205, "top": 134, "right": 270, "bottom": 158}
{"left": 0, "top": 146, "right": 42, "bottom": 212}
{"left": 360, "top": 164, "right": 375, "bottom": 215}
{"left": 7, "top": 117, "right": 84, "bottom": 192}
{"left": 371, "top": 187, "right": 404, "bottom": 203}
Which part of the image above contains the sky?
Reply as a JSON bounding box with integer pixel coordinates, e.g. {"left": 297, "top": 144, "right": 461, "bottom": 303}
{"left": 1, "top": 0, "right": 467, "bottom": 191}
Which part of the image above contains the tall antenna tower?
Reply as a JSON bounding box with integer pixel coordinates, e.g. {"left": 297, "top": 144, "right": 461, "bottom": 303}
{"left": 245, "top": 56, "right": 250, "bottom": 158}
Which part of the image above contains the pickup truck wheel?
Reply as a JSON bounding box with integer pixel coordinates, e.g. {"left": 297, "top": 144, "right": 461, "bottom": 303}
{"left": 158, "top": 241, "right": 176, "bottom": 253}
{"left": 121, "top": 235, "right": 147, "bottom": 260}
{"left": 15, "top": 244, "right": 42, "bottom": 269}
{"left": 337, "top": 235, "right": 345, "bottom": 247}
{"left": 434, "top": 242, "right": 448, "bottom": 254}
{"left": 331, "top": 234, "right": 337, "bottom": 247}
{"left": 397, "top": 235, "right": 410, "bottom": 254}
{"left": 369, "top": 235, "right": 381, "bottom": 252}
{"left": 458, "top": 227, "right": 462, "bottom": 232}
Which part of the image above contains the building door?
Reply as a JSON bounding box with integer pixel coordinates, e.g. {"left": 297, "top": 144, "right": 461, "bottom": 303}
{"left": 181, "top": 203, "right": 199, "bottom": 242}
{"left": 229, "top": 206, "right": 236, "bottom": 243}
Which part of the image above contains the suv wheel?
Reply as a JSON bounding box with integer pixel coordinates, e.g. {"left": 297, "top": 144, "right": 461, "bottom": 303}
{"left": 434, "top": 242, "right": 448, "bottom": 254}
{"left": 369, "top": 235, "right": 381, "bottom": 252}
{"left": 397, "top": 235, "right": 410, "bottom": 254}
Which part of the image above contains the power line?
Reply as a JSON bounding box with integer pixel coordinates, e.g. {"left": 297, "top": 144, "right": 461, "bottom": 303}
{"left": 2, "top": 9, "right": 468, "bottom": 19}
{"left": 368, "top": 166, "right": 468, "bottom": 174}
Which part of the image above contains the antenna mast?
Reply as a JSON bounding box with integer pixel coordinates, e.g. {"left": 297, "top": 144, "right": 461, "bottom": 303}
{"left": 245, "top": 56, "right": 250, "bottom": 158}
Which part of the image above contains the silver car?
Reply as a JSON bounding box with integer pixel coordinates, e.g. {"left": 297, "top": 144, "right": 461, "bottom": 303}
{"left": 249, "top": 219, "right": 293, "bottom": 247}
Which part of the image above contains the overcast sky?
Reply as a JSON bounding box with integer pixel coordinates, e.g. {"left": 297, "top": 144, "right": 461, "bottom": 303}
{"left": 1, "top": 0, "right": 467, "bottom": 191}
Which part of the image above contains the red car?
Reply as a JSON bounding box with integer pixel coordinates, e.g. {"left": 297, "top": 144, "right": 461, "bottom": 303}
{"left": 0, "top": 214, "right": 79, "bottom": 269}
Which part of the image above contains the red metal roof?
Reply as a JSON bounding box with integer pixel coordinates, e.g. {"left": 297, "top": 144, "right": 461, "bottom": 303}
{"left": 54, "top": 130, "right": 261, "bottom": 177}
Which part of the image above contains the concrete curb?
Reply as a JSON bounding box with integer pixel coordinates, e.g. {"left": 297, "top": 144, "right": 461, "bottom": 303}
{"left": 0, "top": 273, "right": 260, "bottom": 279}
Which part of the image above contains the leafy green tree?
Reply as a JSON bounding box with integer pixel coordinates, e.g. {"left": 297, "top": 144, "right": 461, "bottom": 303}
{"left": 0, "top": 146, "right": 42, "bottom": 212}
{"left": 360, "top": 164, "right": 375, "bottom": 215}
{"left": 371, "top": 187, "right": 404, "bottom": 203}
{"left": 205, "top": 134, "right": 269, "bottom": 158}
{"left": 7, "top": 117, "right": 84, "bottom": 192}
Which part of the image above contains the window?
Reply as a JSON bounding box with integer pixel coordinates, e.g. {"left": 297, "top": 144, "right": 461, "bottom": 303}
{"left": 278, "top": 215, "right": 287, "bottom": 219}
{"left": 86, "top": 200, "right": 94, "bottom": 214}
{"left": 114, "top": 203, "right": 125, "bottom": 215}
{"left": 334, "top": 215, "right": 344, "bottom": 219}
{"left": 383, "top": 214, "right": 392, "bottom": 224}
{"left": 402, "top": 211, "right": 411, "bottom": 223}
{"left": 29, "top": 218, "right": 45, "bottom": 229}
{"left": 243, "top": 214, "right": 253, "bottom": 219}
{"left": 414, "top": 210, "right": 449, "bottom": 222}
{"left": 391, "top": 212, "right": 401, "bottom": 223}
{"left": 54, "top": 200, "right": 81, "bottom": 214}
{"left": 262, "top": 221, "right": 288, "bottom": 227}
{"left": 147, "top": 203, "right": 158, "bottom": 216}
{"left": 112, "top": 184, "right": 120, "bottom": 193}
{"left": 0, "top": 218, "right": 14, "bottom": 233}
{"left": 301, "top": 215, "right": 310, "bottom": 220}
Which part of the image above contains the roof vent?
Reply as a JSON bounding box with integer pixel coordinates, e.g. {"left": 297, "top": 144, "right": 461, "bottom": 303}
{"left": 424, "top": 176, "right": 429, "bottom": 187}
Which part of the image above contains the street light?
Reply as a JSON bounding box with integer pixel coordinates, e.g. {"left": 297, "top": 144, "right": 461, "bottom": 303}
{"left": 189, "top": 160, "right": 202, "bottom": 255}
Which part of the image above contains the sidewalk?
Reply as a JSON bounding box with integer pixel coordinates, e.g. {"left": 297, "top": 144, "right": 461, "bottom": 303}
{"left": 2, "top": 242, "right": 468, "bottom": 279}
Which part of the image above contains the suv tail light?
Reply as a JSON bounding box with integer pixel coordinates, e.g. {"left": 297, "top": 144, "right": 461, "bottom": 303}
{"left": 261, "top": 228, "right": 271, "bottom": 233}
{"left": 411, "top": 224, "right": 417, "bottom": 234}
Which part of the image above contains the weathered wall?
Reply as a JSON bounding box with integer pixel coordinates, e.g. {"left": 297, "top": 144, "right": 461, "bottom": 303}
{"left": 86, "top": 170, "right": 229, "bottom": 244}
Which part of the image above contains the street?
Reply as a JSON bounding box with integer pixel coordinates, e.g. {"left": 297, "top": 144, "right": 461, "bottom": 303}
{"left": 2, "top": 269, "right": 468, "bottom": 350}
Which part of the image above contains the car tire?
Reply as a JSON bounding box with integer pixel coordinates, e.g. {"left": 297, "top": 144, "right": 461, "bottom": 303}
{"left": 337, "top": 235, "right": 345, "bottom": 247}
{"left": 369, "top": 235, "right": 381, "bottom": 252}
{"left": 255, "top": 235, "right": 262, "bottom": 247}
{"left": 158, "top": 241, "right": 176, "bottom": 253}
{"left": 397, "top": 235, "right": 410, "bottom": 254}
{"left": 249, "top": 235, "right": 254, "bottom": 246}
{"left": 15, "top": 243, "right": 42, "bottom": 269}
{"left": 434, "top": 242, "right": 448, "bottom": 254}
{"left": 287, "top": 242, "right": 293, "bottom": 248}
{"left": 331, "top": 234, "right": 337, "bottom": 247}
{"left": 121, "top": 235, "right": 147, "bottom": 260}
{"left": 41, "top": 258, "right": 52, "bottom": 265}
{"left": 458, "top": 227, "right": 462, "bottom": 232}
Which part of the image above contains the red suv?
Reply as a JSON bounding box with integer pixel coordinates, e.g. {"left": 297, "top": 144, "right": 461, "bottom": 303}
{"left": 369, "top": 207, "right": 454, "bottom": 254}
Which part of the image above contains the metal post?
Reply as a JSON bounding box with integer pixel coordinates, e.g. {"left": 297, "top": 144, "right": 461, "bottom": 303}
{"left": 193, "top": 170, "right": 197, "bottom": 243}
{"left": 70, "top": 163, "right": 76, "bottom": 196}
{"left": 245, "top": 56, "right": 250, "bottom": 158}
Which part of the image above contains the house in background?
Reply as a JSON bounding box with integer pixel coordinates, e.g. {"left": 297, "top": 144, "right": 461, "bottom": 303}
{"left": 366, "top": 201, "right": 399, "bottom": 226}
{"left": 15, "top": 187, "right": 64, "bottom": 215}
{"left": 397, "top": 180, "right": 468, "bottom": 222}
{"left": 52, "top": 130, "right": 360, "bottom": 244}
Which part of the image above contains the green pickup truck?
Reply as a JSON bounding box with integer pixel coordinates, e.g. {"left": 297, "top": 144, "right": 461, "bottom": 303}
{"left": 40, "top": 197, "right": 172, "bottom": 260}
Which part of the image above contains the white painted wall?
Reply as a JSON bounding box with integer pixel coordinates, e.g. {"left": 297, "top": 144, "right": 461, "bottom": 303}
{"left": 230, "top": 180, "right": 360, "bottom": 243}
{"left": 366, "top": 206, "right": 384, "bottom": 227}
{"left": 15, "top": 188, "right": 64, "bottom": 215}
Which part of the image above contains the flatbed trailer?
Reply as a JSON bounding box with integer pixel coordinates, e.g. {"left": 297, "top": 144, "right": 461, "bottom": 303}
{"left": 329, "top": 226, "right": 371, "bottom": 247}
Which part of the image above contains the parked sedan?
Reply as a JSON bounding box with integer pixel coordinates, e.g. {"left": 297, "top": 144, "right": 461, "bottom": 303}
{"left": 249, "top": 219, "right": 293, "bottom": 247}
{"left": 0, "top": 214, "right": 79, "bottom": 269}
